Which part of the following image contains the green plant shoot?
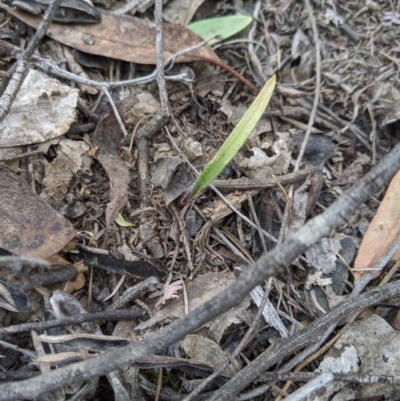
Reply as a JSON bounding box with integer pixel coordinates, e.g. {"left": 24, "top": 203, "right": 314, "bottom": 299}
{"left": 192, "top": 75, "right": 276, "bottom": 196}
{"left": 187, "top": 15, "right": 253, "bottom": 46}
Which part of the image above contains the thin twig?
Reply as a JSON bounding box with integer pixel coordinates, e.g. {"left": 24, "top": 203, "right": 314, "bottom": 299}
{"left": 247, "top": 193, "right": 268, "bottom": 253}
{"left": 101, "top": 86, "right": 129, "bottom": 137}
{"left": 1, "top": 149, "right": 44, "bottom": 161}
{"left": 0, "top": 308, "right": 144, "bottom": 337}
{"left": 293, "top": 0, "right": 321, "bottom": 170}
{"left": 278, "top": 0, "right": 321, "bottom": 244}
{"left": 23, "top": 0, "right": 63, "bottom": 57}
{"left": 0, "top": 38, "right": 205, "bottom": 90}
{"left": 154, "top": 0, "right": 169, "bottom": 117}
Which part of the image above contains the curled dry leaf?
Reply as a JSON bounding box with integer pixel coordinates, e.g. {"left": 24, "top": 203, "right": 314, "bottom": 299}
{"left": 353, "top": 170, "right": 400, "bottom": 280}
{"left": 0, "top": 276, "right": 31, "bottom": 312}
{"left": 1, "top": 5, "right": 220, "bottom": 65}
{"left": 0, "top": 165, "right": 76, "bottom": 259}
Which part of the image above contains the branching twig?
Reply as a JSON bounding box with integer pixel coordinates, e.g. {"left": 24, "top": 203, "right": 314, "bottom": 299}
{"left": 134, "top": 0, "right": 170, "bottom": 259}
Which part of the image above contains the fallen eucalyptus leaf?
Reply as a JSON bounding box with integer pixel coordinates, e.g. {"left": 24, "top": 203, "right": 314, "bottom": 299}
{"left": 1, "top": 5, "right": 220, "bottom": 65}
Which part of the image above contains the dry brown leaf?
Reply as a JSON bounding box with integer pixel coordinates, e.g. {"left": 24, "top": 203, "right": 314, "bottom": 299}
{"left": 2, "top": 6, "right": 220, "bottom": 65}
{"left": 353, "top": 170, "right": 400, "bottom": 280}
{"left": 0, "top": 164, "right": 76, "bottom": 258}
{"left": 40, "top": 139, "right": 90, "bottom": 202}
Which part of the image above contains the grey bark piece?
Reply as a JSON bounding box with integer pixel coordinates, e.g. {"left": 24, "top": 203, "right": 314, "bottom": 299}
{"left": 139, "top": 224, "right": 164, "bottom": 259}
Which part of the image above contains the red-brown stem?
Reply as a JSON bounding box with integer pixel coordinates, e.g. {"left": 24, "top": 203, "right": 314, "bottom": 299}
{"left": 194, "top": 56, "right": 258, "bottom": 94}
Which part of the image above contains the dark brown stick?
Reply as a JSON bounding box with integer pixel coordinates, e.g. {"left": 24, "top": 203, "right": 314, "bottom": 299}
{"left": 213, "top": 168, "right": 314, "bottom": 191}
{"left": 0, "top": 308, "right": 143, "bottom": 337}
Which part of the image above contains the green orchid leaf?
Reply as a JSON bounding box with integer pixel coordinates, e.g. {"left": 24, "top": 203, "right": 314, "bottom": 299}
{"left": 187, "top": 15, "right": 253, "bottom": 46}
{"left": 192, "top": 75, "right": 276, "bottom": 196}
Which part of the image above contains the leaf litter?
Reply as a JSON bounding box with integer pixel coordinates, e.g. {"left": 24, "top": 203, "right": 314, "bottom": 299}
{"left": 1, "top": 0, "right": 400, "bottom": 399}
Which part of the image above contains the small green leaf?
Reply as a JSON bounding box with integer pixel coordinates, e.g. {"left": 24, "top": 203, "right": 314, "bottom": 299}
{"left": 187, "top": 15, "right": 253, "bottom": 46}
{"left": 192, "top": 75, "right": 276, "bottom": 196}
{"left": 114, "top": 213, "right": 134, "bottom": 227}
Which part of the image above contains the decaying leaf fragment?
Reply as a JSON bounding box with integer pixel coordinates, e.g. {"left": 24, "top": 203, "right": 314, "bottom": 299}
{"left": 181, "top": 334, "right": 236, "bottom": 377}
{"left": 0, "top": 164, "right": 76, "bottom": 259}
{"left": 311, "top": 315, "right": 400, "bottom": 400}
{"left": 0, "top": 69, "right": 78, "bottom": 147}
{"left": 40, "top": 139, "right": 91, "bottom": 202}
{"left": 353, "top": 170, "right": 400, "bottom": 280}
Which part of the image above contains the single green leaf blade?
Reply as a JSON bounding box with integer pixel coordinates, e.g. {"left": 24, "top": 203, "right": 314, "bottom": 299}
{"left": 187, "top": 15, "right": 253, "bottom": 46}
{"left": 192, "top": 75, "right": 276, "bottom": 196}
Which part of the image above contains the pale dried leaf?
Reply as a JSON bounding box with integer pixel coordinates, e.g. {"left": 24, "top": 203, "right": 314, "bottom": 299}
{"left": 313, "top": 315, "right": 400, "bottom": 400}
{"left": 181, "top": 334, "right": 236, "bottom": 377}
{"left": 208, "top": 308, "right": 252, "bottom": 344}
{"left": 50, "top": 290, "right": 102, "bottom": 334}
{"left": 305, "top": 238, "right": 342, "bottom": 274}
{"left": 235, "top": 141, "right": 291, "bottom": 179}
{"left": 40, "top": 139, "right": 90, "bottom": 202}
{"left": 0, "top": 69, "right": 78, "bottom": 147}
